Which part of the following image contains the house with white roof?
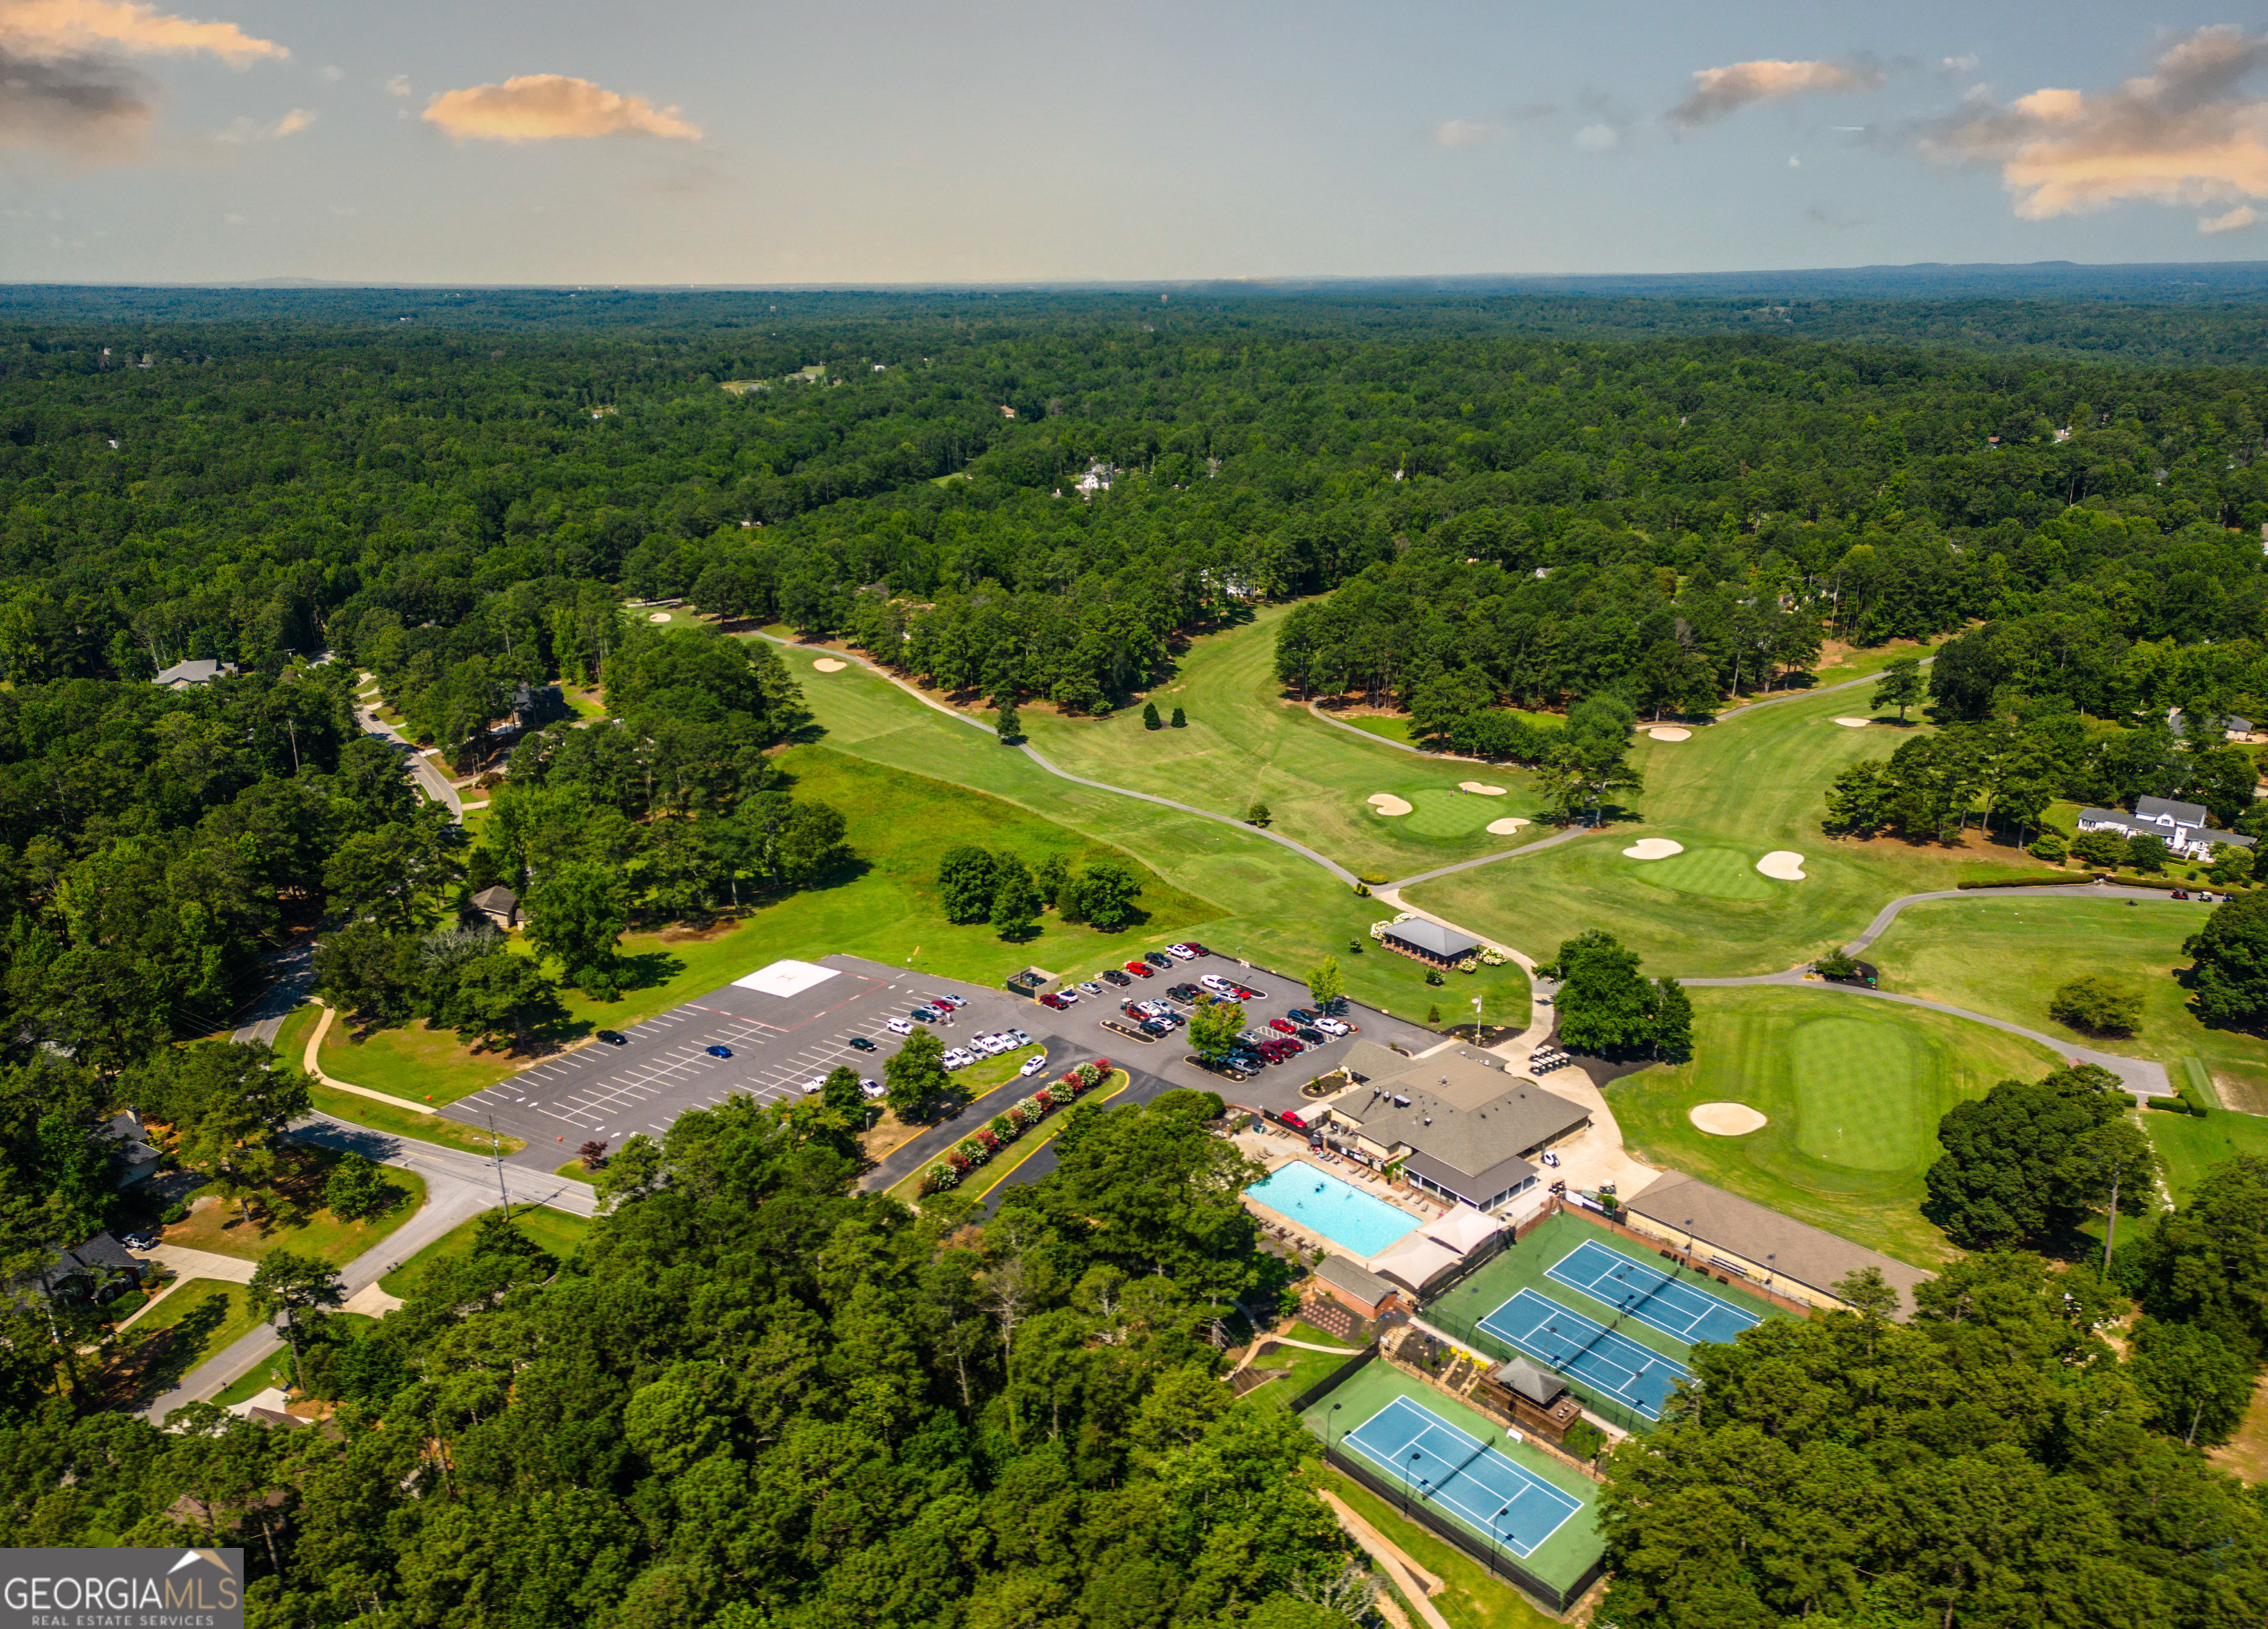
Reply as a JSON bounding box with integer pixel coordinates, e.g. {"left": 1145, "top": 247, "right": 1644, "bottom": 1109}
{"left": 2075, "top": 795, "right": 2254, "bottom": 860}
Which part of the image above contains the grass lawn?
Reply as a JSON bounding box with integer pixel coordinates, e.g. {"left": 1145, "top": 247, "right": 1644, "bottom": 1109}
{"left": 125, "top": 1279, "right": 263, "bottom": 1371}
{"left": 321, "top": 1015, "right": 523, "bottom": 1107}
{"left": 378, "top": 1205, "right": 591, "bottom": 1297}
{"left": 554, "top": 1160, "right": 598, "bottom": 1183}
{"left": 1324, "top": 1472, "right": 1566, "bottom": 1629}
{"left": 308, "top": 1082, "right": 524, "bottom": 1156}
{"left": 763, "top": 639, "right": 1530, "bottom": 1029}
{"left": 1607, "top": 987, "right": 2066, "bottom": 1266}
{"left": 2144, "top": 1111, "right": 2268, "bottom": 1204}
{"left": 270, "top": 1001, "right": 321, "bottom": 1069}
{"left": 1016, "top": 606, "right": 1550, "bottom": 882}
{"left": 890, "top": 1071, "right": 1133, "bottom": 1205}
{"left": 1863, "top": 895, "right": 2268, "bottom": 1110}
{"left": 1406, "top": 677, "right": 2059, "bottom": 976}
{"left": 161, "top": 1155, "right": 427, "bottom": 1267}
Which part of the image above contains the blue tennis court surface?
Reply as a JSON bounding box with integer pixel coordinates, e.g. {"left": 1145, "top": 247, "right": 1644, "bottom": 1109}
{"left": 1479, "top": 1289, "right": 1689, "bottom": 1419}
{"left": 1547, "top": 1238, "right": 1763, "bottom": 1347}
{"left": 1342, "top": 1396, "right": 1584, "bottom": 1557}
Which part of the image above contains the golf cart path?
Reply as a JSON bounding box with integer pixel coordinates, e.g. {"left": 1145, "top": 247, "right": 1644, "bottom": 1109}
{"left": 1680, "top": 882, "right": 2188, "bottom": 1099}
{"left": 749, "top": 632, "right": 1361, "bottom": 885}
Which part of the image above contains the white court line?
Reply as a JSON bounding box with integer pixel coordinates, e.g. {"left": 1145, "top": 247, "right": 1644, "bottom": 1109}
{"left": 1341, "top": 1399, "right": 1581, "bottom": 1559}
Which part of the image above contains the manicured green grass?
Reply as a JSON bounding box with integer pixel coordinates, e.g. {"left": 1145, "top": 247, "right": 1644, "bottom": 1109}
{"left": 270, "top": 1001, "right": 321, "bottom": 1069}
{"left": 322, "top": 1016, "right": 522, "bottom": 1107}
{"left": 554, "top": 1160, "right": 597, "bottom": 1184}
{"left": 1632, "top": 846, "right": 1782, "bottom": 901}
{"left": 378, "top": 1205, "right": 591, "bottom": 1297}
{"left": 2144, "top": 1111, "right": 2268, "bottom": 1204}
{"left": 763, "top": 639, "right": 1530, "bottom": 1029}
{"left": 1607, "top": 987, "right": 2065, "bottom": 1266}
{"left": 161, "top": 1162, "right": 427, "bottom": 1267}
{"left": 1012, "top": 605, "right": 1547, "bottom": 880}
{"left": 128, "top": 1280, "right": 262, "bottom": 1369}
{"left": 308, "top": 1083, "right": 525, "bottom": 1155}
{"left": 1863, "top": 896, "right": 2268, "bottom": 1105}
{"left": 1406, "top": 677, "right": 2058, "bottom": 975}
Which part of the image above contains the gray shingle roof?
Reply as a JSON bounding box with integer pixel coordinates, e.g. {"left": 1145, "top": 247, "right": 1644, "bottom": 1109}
{"left": 1382, "top": 917, "right": 1482, "bottom": 958}
{"left": 1329, "top": 1053, "right": 1588, "bottom": 1182}
{"left": 1622, "top": 1170, "right": 1931, "bottom": 1314}
{"left": 1489, "top": 1357, "right": 1570, "bottom": 1407}
{"left": 2136, "top": 795, "right": 2210, "bottom": 828}
{"left": 1313, "top": 1254, "right": 1398, "bottom": 1307}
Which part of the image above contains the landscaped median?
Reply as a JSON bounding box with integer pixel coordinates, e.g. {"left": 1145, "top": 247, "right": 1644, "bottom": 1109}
{"left": 893, "top": 1063, "right": 1130, "bottom": 1206}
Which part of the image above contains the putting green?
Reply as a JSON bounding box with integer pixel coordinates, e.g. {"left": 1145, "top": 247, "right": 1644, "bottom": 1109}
{"left": 1396, "top": 788, "right": 1513, "bottom": 837}
{"left": 1790, "top": 1018, "right": 1929, "bottom": 1171}
{"left": 1629, "top": 846, "right": 1779, "bottom": 900}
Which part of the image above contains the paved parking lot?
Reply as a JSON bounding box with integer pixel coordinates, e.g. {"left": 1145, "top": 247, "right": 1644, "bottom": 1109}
{"left": 445, "top": 944, "right": 1437, "bottom": 1190}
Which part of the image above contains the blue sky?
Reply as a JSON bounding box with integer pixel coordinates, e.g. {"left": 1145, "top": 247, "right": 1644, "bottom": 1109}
{"left": 3, "top": 0, "right": 2267, "bottom": 283}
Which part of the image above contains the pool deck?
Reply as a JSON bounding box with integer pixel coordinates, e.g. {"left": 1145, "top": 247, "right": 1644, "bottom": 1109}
{"left": 1242, "top": 1148, "right": 1448, "bottom": 1262}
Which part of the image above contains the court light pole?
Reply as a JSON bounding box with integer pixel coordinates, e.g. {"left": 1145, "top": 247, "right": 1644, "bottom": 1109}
{"left": 1489, "top": 1501, "right": 1512, "bottom": 1576}
{"left": 1328, "top": 1402, "right": 1343, "bottom": 1458}
{"left": 1402, "top": 1450, "right": 1420, "bottom": 1514}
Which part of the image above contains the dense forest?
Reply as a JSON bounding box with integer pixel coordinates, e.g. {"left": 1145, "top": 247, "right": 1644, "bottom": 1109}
{"left": 9, "top": 289, "right": 2268, "bottom": 1625}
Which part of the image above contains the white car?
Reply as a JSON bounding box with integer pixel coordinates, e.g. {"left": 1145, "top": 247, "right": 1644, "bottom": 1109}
{"left": 1018, "top": 1052, "right": 1049, "bottom": 1077}
{"left": 974, "top": 1033, "right": 1005, "bottom": 1055}
{"left": 802, "top": 1077, "right": 825, "bottom": 1094}
{"left": 944, "top": 1048, "right": 974, "bottom": 1069}
{"left": 1057, "top": 988, "right": 1081, "bottom": 1005}
{"left": 1006, "top": 1028, "right": 1031, "bottom": 1046}
{"left": 861, "top": 1078, "right": 885, "bottom": 1099}
{"left": 886, "top": 1018, "right": 913, "bottom": 1036}
{"left": 1166, "top": 943, "right": 1196, "bottom": 960}
{"left": 1200, "top": 973, "right": 1235, "bottom": 995}
{"left": 1313, "top": 1016, "right": 1350, "bottom": 1037}
{"left": 1077, "top": 981, "right": 1103, "bottom": 995}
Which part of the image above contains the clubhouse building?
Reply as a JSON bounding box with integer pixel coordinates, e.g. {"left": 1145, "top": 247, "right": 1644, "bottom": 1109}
{"left": 1618, "top": 1170, "right": 1931, "bottom": 1314}
{"left": 1315, "top": 1044, "right": 1589, "bottom": 1214}
{"left": 1375, "top": 916, "right": 1483, "bottom": 967}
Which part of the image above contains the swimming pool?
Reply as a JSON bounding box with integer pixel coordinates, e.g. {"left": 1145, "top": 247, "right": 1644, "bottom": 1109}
{"left": 1245, "top": 1163, "right": 1419, "bottom": 1257}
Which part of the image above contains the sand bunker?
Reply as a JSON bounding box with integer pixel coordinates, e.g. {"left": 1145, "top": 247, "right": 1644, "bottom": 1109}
{"left": 1648, "top": 727, "right": 1692, "bottom": 741}
{"left": 1367, "top": 793, "right": 1414, "bottom": 817}
{"left": 1486, "top": 817, "right": 1532, "bottom": 836}
{"left": 646, "top": 611, "right": 672, "bottom": 623}
{"left": 1691, "top": 1102, "right": 1768, "bottom": 1136}
{"left": 1756, "top": 851, "right": 1807, "bottom": 880}
{"left": 1623, "top": 837, "right": 1685, "bottom": 860}
{"left": 811, "top": 658, "right": 847, "bottom": 673}
{"left": 1832, "top": 716, "right": 1872, "bottom": 728}
{"left": 1460, "top": 781, "right": 1508, "bottom": 795}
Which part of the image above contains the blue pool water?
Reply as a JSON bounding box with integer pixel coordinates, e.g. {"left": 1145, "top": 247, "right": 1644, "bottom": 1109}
{"left": 1245, "top": 1164, "right": 1419, "bottom": 1256}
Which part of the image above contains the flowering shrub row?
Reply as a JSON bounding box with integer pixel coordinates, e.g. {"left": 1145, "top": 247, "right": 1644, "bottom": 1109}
{"left": 920, "top": 1058, "right": 1113, "bottom": 1194}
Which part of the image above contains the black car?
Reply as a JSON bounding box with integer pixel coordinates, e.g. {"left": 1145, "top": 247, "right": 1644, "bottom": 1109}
{"left": 1136, "top": 1020, "right": 1168, "bottom": 1038}
{"left": 847, "top": 1036, "right": 877, "bottom": 1052}
{"left": 1285, "top": 1006, "right": 1317, "bottom": 1024}
{"left": 1295, "top": 1027, "right": 1327, "bottom": 1045}
{"left": 1169, "top": 983, "right": 1200, "bottom": 1002}
{"left": 1101, "top": 969, "right": 1133, "bottom": 987}
{"left": 597, "top": 1029, "right": 628, "bottom": 1046}
{"left": 1144, "top": 951, "right": 1173, "bottom": 969}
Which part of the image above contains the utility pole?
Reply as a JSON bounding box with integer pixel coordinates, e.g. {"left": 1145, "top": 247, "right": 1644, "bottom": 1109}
{"left": 487, "top": 1114, "right": 512, "bottom": 1222}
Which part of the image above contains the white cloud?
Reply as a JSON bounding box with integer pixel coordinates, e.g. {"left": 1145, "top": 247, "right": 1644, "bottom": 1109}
{"left": 1942, "top": 54, "right": 1980, "bottom": 75}
{"left": 384, "top": 72, "right": 410, "bottom": 97}
{"left": 2201, "top": 203, "right": 2258, "bottom": 233}
{"left": 1432, "top": 118, "right": 1502, "bottom": 149}
{"left": 1670, "top": 57, "right": 1883, "bottom": 126}
{"left": 1574, "top": 123, "right": 1619, "bottom": 151}
{"left": 1921, "top": 26, "right": 2268, "bottom": 219}
{"left": 0, "top": 0, "right": 286, "bottom": 65}
{"left": 422, "top": 73, "right": 700, "bottom": 142}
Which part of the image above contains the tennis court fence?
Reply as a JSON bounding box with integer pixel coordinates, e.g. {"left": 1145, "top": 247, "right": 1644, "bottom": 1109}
{"left": 1323, "top": 1443, "right": 1603, "bottom": 1613}
{"left": 1287, "top": 1340, "right": 1382, "bottom": 1413}
{"left": 1423, "top": 1306, "right": 1655, "bottom": 1436}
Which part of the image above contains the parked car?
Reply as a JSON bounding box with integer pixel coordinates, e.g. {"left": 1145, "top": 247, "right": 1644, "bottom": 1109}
{"left": 1136, "top": 1021, "right": 1168, "bottom": 1038}
{"left": 911, "top": 1006, "right": 944, "bottom": 1023}
{"left": 801, "top": 1077, "right": 825, "bottom": 1094}
{"left": 1039, "top": 992, "right": 1070, "bottom": 1011}
{"left": 862, "top": 1078, "right": 886, "bottom": 1099}
{"left": 1199, "top": 973, "right": 1234, "bottom": 995}
{"left": 1144, "top": 950, "right": 1174, "bottom": 970}
{"left": 1313, "top": 1016, "right": 1350, "bottom": 1037}
{"left": 1183, "top": 942, "right": 1212, "bottom": 957}
{"left": 1166, "top": 944, "right": 1197, "bottom": 961}
{"left": 847, "top": 1035, "right": 877, "bottom": 1052}
{"left": 1123, "top": 961, "right": 1153, "bottom": 978}
{"left": 122, "top": 1232, "right": 157, "bottom": 1251}
{"left": 1295, "top": 1026, "right": 1327, "bottom": 1045}
{"left": 1077, "top": 981, "right": 1103, "bottom": 995}
{"left": 934, "top": 993, "right": 967, "bottom": 1009}
{"left": 1231, "top": 982, "right": 1265, "bottom": 1001}
{"left": 1285, "top": 1006, "right": 1318, "bottom": 1024}
{"left": 943, "top": 1048, "right": 974, "bottom": 1069}
{"left": 704, "top": 1044, "right": 733, "bottom": 1059}
{"left": 1169, "top": 983, "right": 1201, "bottom": 1002}
{"left": 1540, "top": 1150, "right": 1560, "bottom": 1167}
{"left": 1019, "top": 1052, "right": 1050, "bottom": 1077}
{"left": 1006, "top": 1028, "right": 1031, "bottom": 1046}
{"left": 1057, "top": 988, "right": 1082, "bottom": 1004}
{"left": 1102, "top": 970, "right": 1133, "bottom": 987}
{"left": 887, "top": 1018, "right": 914, "bottom": 1036}
{"left": 1268, "top": 1018, "right": 1299, "bottom": 1035}
{"left": 597, "top": 1029, "right": 628, "bottom": 1046}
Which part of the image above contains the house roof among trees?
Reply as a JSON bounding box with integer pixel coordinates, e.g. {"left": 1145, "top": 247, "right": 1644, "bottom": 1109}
{"left": 152, "top": 657, "right": 235, "bottom": 686}
{"left": 2136, "top": 795, "right": 2210, "bottom": 827}
{"left": 472, "top": 885, "right": 520, "bottom": 913}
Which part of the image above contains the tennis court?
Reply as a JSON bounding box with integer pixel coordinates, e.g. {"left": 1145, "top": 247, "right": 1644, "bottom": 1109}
{"left": 1341, "top": 1396, "right": 1584, "bottom": 1558}
{"left": 1479, "top": 1289, "right": 1689, "bottom": 1419}
{"left": 1547, "top": 1238, "right": 1762, "bottom": 1347}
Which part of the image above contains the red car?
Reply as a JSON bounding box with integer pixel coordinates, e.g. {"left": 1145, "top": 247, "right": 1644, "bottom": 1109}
{"left": 1268, "top": 1018, "right": 1299, "bottom": 1035}
{"left": 1039, "top": 992, "right": 1070, "bottom": 1010}
{"left": 1123, "top": 961, "right": 1154, "bottom": 978}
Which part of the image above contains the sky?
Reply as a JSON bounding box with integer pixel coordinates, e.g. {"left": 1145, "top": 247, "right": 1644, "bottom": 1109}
{"left": 5, "top": 1, "right": 2268, "bottom": 284}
